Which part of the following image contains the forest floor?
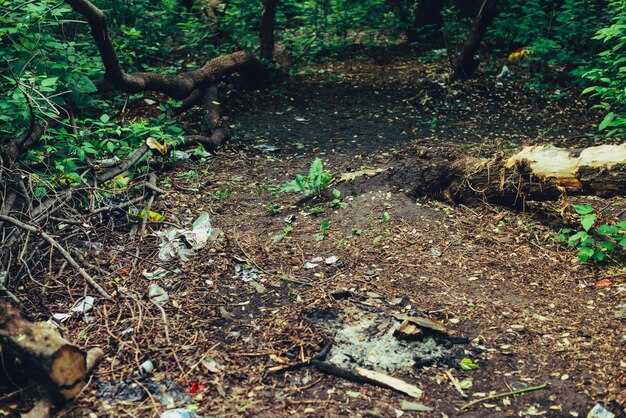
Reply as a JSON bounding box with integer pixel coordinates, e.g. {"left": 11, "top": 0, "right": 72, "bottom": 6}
{"left": 17, "top": 55, "right": 626, "bottom": 417}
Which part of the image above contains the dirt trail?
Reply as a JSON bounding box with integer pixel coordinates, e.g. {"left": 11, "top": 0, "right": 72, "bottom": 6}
{"left": 54, "top": 58, "right": 626, "bottom": 417}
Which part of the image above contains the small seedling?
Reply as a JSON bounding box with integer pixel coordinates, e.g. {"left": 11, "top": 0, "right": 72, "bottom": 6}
{"left": 315, "top": 218, "right": 330, "bottom": 241}
{"left": 329, "top": 189, "right": 345, "bottom": 208}
{"left": 382, "top": 211, "right": 391, "bottom": 222}
{"left": 212, "top": 189, "right": 230, "bottom": 200}
{"left": 372, "top": 235, "right": 382, "bottom": 245}
{"left": 267, "top": 203, "right": 282, "bottom": 215}
{"left": 309, "top": 205, "right": 327, "bottom": 216}
{"left": 282, "top": 157, "right": 332, "bottom": 197}
{"left": 271, "top": 226, "right": 293, "bottom": 243}
{"left": 352, "top": 228, "right": 362, "bottom": 235}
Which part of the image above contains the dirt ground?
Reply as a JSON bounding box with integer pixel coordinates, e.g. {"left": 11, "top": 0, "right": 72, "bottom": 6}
{"left": 7, "top": 56, "right": 626, "bottom": 417}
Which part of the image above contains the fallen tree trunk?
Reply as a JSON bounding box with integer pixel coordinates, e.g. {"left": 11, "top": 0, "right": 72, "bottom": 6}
{"left": 388, "top": 143, "right": 626, "bottom": 204}
{"left": 0, "top": 302, "right": 103, "bottom": 404}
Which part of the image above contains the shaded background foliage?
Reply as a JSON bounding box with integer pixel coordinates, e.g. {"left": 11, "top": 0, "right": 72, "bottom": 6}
{"left": 0, "top": 0, "right": 623, "bottom": 192}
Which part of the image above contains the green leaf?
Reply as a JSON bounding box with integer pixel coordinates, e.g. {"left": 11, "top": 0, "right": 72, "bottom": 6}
{"left": 459, "top": 358, "right": 479, "bottom": 370}
{"left": 100, "top": 114, "right": 110, "bottom": 123}
{"left": 568, "top": 231, "right": 588, "bottom": 246}
{"left": 332, "top": 189, "right": 341, "bottom": 198}
{"left": 580, "top": 214, "right": 596, "bottom": 231}
{"left": 578, "top": 246, "right": 594, "bottom": 262}
{"left": 41, "top": 77, "right": 58, "bottom": 87}
{"left": 599, "top": 241, "right": 615, "bottom": 251}
{"left": 372, "top": 235, "right": 382, "bottom": 245}
{"left": 597, "top": 224, "right": 619, "bottom": 235}
{"left": 599, "top": 112, "right": 616, "bottom": 131}
{"left": 592, "top": 250, "right": 605, "bottom": 261}
{"left": 309, "top": 158, "right": 323, "bottom": 181}
{"left": 573, "top": 204, "right": 594, "bottom": 215}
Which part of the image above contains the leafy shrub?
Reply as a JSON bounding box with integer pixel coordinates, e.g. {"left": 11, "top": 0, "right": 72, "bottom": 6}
{"left": 282, "top": 158, "right": 332, "bottom": 197}
{"left": 556, "top": 204, "right": 626, "bottom": 263}
{"left": 582, "top": 0, "right": 626, "bottom": 137}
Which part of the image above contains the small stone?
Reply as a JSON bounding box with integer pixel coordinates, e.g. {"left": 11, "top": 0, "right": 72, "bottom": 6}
{"left": 561, "top": 374, "right": 569, "bottom": 380}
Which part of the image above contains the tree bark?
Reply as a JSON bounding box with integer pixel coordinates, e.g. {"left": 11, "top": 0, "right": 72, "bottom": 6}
{"left": 407, "top": 0, "right": 445, "bottom": 44}
{"left": 260, "top": 0, "right": 278, "bottom": 62}
{"left": 64, "top": 0, "right": 265, "bottom": 99}
{"left": 387, "top": 143, "right": 626, "bottom": 204}
{"left": 450, "top": 0, "right": 498, "bottom": 81}
{"left": 0, "top": 302, "right": 103, "bottom": 403}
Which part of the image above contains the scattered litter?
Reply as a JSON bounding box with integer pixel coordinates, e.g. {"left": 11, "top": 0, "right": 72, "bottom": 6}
{"left": 253, "top": 144, "right": 280, "bottom": 152}
{"left": 156, "top": 212, "right": 222, "bottom": 262}
{"left": 325, "top": 255, "right": 338, "bottom": 265}
{"left": 140, "top": 359, "right": 156, "bottom": 374}
{"left": 234, "top": 264, "right": 260, "bottom": 282}
{"left": 248, "top": 281, "right": 266, "bottom": 294}
{"left": 311, "top": 257, "right": 324, "bottom": 263}
{"left": 98, "top": 378, "right": 188, "bottom": 406}
{"left": 304, "top": 262, "right": 318, "bottom": 269}
{"left": 532, "top": 313, "right": 552, "bottom": 322}
{"left": 430, "top": 247, "right": 442, "bottom": 257}
{"left": 400, "top": 401, "right": 433, "bottom": 412}
{"left": 294, "top": 116, "right": 307, "bottom": 122}
{"left": 142, "top": 267, "right": 180, "bottom": 280}
{"left": 75, "top": 240, "right": 104, "bottom": 254}
{"left": 587, "top": 404, "right": 615, "bottom": 418}
{"left": 189, "top": 382, "right": 206, "bottom": 393}
{"left": 498, "top": 65, "right": 513, "bottom": 79}
{"left": 148, "top": 283, "right": 169, "bottom": 304}
{"left": 172, "top": 150, "right": 192, "bottom": 161}
{"left": 284, "top": 214, "right": 296, "bottom": 224}
{"left": 161, "top": 408, "right": 202, "bottom": 418}
{"left": 201, "top": 359, "right": 223, "bottom": 373}
{"left": 50, "top": 296, "right": 96, "bottom": 325}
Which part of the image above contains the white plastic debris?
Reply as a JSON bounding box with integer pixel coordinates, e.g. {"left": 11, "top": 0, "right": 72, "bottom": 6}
{"left": 71, "top": 296, "right": 95, "bottom": 314}
{"left": 325, "top": 255, "right": 338, "bottom": 265}
{"left": 304, "top": 262, "right": 318, "bottom": 269}
{"left": 161, "top": 409, "right": 202, "bottom": 418}
{"left": 587, "top": 404, "right": 615, "bottom": 418}
{"left": 148, "top": 283, "right": 169, "bottom": 304}
{"left": 156, "top": 212, "right": 222, "bottom": 261}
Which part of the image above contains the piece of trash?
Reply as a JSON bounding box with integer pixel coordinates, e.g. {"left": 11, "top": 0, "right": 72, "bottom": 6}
{"left": 498, "top": 65, "right": 513, "bottom": 79}
{"left": 161, "top": 409, "right": 203, "bottom": 418}
{"left": 148, "top": 283, "right": 169, "bottom": 304}
{"left": 400, "top": 401, "right": 433, "bottom": 412}
{"left": 156, "top": 212, "right": 222, "bottom": 261}
{"left": 172, "top": 150, "right": 192, "bottom": 161}
{"left": 142, "top": 267, "right": 178, "bottom": 280}
{"left": 233, "top": 264, "right": 260, "bottom": 282}
{"left": 294, "top": 116, "right": 307, "bottom": 122}
{"left": 252, "top": 144, "right": 280, "bottom": 152}
{"left": 75, "top": 240, "right": 104, "bottom": 255}
{"left": 311, "top": 257, "right": 324, "bottom": 263}
{"left": 140, "top": 359, "right": 156, "bottom": 374}
{"left": 201, "top": 358, "right": 223, "bottom": 373}
{"left": 248, "top": 281, "right": 266, "bottom": 294}
{"left": 340, "top": 168, "right": 386, "bottom": 182}
{"left": 304, "top": 262, "right": 318, "bottom": 269}
{"left": 430, "top": 247, "right": 442, "bottom": 257}
{"left": 71, "top": 296, "right": 95, "bottom": 314}
{"left": 50, "top": 313, "right": 72, "bottom": 323}
{"left": 325, "top": 255, "right": 338, "bottom": 265}
{"left": 346, "top": 391, "right": 361, "bottom": 398}
{"left": 189, "top": 382, "right": 207, "bottom": 393}
{"left": 587, "top": 404, "right": 615, "bottom": 418}
{"left": 284, "top": 214, "right": 296, "bottom": 224}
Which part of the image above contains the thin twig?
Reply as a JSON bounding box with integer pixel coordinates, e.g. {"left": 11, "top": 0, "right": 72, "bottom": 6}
{"left": 460, "top": 383, "right": 548, "bottom": 410}
{"left": 0, "top": 214, "right": 112, "bottom": 300}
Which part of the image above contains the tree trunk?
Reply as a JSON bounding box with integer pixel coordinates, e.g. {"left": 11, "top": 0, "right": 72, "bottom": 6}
{"left": 387, "top": 143, "right": 626, "bottom": 204}
{"left": 260, "top": 0, "right": 278, "bottom": 62}
{"left": 450, "top": 0, "right": 498, "bottom": 81}
{"left": 0, "top": 302, "right": 103, "bottom": 404}
{"left": 407, "top": 0, "right": 445, "bottom": 44}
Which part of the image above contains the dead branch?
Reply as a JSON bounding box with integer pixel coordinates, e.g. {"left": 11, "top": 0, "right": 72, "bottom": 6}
{"left": 0, "top": 215, "right": 112, "bottom": 300}
{"left": 65, "top": 0, "right": 264, "bottom": 98}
